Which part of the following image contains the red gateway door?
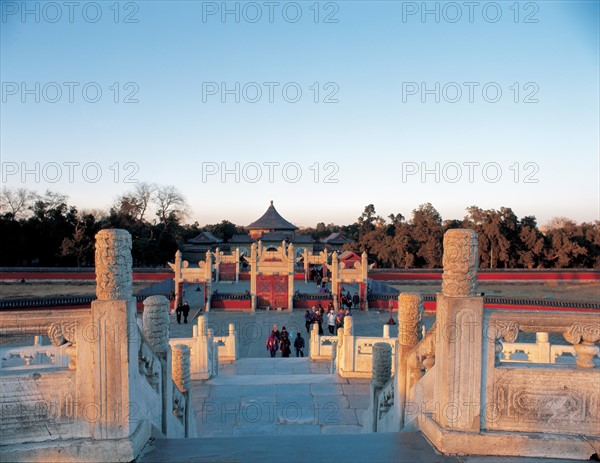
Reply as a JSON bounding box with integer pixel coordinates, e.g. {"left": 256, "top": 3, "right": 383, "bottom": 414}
{"left": 219, "top": 263, "right": 236, "bottom": 281}
{"left": 257, "top": 275, "right": 288, "bottom": 309}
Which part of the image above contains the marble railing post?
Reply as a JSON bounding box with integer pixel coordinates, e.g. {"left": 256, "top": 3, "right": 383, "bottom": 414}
{"left": 330, "top": 340, "right": 338, "bottom": 374}
{"left": 342, "top": 316, "right": 354, "bottom": 374}
{"left": 564, "top": 322, "right": 600, "bottom": 369}
{"left": 205, "top": 251, "right": 213, "bottom": 312}
{"left": 228, "top": 323, "right": 238, "bottom": 359}
{"left": 192, "top": 316, "right": 208, "bottom": 378}
{"left": 433, "top": 229, "right": 483, "bottom": 432}
{"left": 75, "top": 229, "right": 145, "bottom": 456}
{"left": 395, "top": 293, "right": 423, "bottom": 429}
{"left": 336, "top": 327, "right": 344, "bottom": 374}
{"left": 172, "top": 344, "right": 192, "bottom": 437}
{"left": 310, "top": 323, "right": 320, "bottom": 359}
{"left": 207, "top": 328, "right": 218, "bottom": 377}
{"left": 383, "top": 324, "right": 390, "bottom": 338}
{"left": 369, "top": 342, "right": 392, "bottom": 432}
{"left": 143, "top": 295, "right": 171, "bottom": 436}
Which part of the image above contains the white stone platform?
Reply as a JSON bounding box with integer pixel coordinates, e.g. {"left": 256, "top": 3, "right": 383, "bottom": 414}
{"left": 191, "top": 357, "right": 370, "bottom": 437}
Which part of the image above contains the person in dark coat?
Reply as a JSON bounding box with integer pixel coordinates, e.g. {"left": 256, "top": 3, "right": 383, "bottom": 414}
{"left": 352, "top": 293, "right": 360, "bottom": 310}
{"left": 304, "top": 310, "right": 313, "bottom": 334}
{"left": 182, "top": 301, "right": 190, "bottom": 323}
{"left": 175, "top": 302, "right": 183, "bottom": 324}
{"left": 272, "top": 324, "right": 281, "bottom": 341}
{"left": 280, "top": 332, "right": 291, "bottom": 357}
{"left": 294, "top": 332, "right": 305, "bottom": 357}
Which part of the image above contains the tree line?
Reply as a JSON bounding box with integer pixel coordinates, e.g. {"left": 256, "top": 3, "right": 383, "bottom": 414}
{"left": 0, "top": 187, "right": 597, "bottom": 269}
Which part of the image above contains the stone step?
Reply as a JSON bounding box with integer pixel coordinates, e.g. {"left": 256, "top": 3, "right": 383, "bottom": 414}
{"left": 139, "top": 432, "right": 448, "bottom": 462}
{"left": 138, "top": 431, "right": 573, "bottom": 463}
{"left": 206, "top": 373, "right": 341, "bottom": 386}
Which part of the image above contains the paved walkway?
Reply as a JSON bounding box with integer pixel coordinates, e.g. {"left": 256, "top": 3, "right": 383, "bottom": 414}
{"left": 192, "top": 358, "right": 370, "bottom": 437}
{"left": 168, "top": 293, "right": 407, "bottom": 358}
{"left": 140, "top": 432, "right": 578, "bottom": 463}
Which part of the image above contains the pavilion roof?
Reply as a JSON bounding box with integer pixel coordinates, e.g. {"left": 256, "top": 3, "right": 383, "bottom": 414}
{"left": 338, "top": 250, "right": 360, "bottom": 261}
{"left": 187, "top": 231, "right": 223, "bottom": 244}
{"left": 247, "top": 201, "right": 298, "bottom": 231}
{"left": 320, "top": 232, "right": 353, "bottom": 244}
{"left": 229, "top": 234, "right": 254, "bottom": 243}
{"left": 259, "top": 232, "right": 314, "bottom": 244}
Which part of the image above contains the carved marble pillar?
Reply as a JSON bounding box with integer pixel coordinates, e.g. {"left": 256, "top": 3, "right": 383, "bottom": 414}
{"left": 372, "top": 342, "right": 392, "bottom": 387}
{"left": 192, "top": 315, "right": 208, "bottom": 379}
{"left": 564, "top": 322, "right": 600, "bottom": 369}
{"left": 342, "top": 316, "right": 355, "bottom": 374}
{"left": 368, "top": 342, "right": 392, "bottom": 432}
{"left": 336, "top": 327, "right": 344, "bottom": 374}
{"left": 398, "top": 293, "right": 423, "bottom": 347}
{"left": 95, "top": 229, "right": 133, "bottom": 301}
{"left": 143, "top": 296, "right": 170, "bottom": 355}
{"left": 172, "top": 345, "right": 191, "bottom": 393}
{"left": 396, "top": 292, "right": 424, "bottom": 429}
{"left": 76, "top": 228, "right": 142, "bottom": 449}
{"left": 171, "top": 344, "right": 192, "bottom": 437}
{"left": 441, "top": 228, "right": 478, "bottom": 298}
{"left": 434, "top": 228, "right": 483, "bottom": 432}
{"left": 143, "top": 295, "right": 172, "bottom": 435}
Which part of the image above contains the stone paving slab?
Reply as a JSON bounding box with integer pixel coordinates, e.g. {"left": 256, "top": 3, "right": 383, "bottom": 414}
{"left": 194, "top": 357, "right": 371, "bottom": 436}
{"left": 141, "top": 432, "right": 580, "bottom": 463}
{"left": 206, "top": 373, "right": 345, "bottom": 386}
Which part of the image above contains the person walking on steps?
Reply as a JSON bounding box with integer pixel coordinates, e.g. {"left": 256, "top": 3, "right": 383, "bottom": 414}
{"left": 266, "top": 331, "right": 279, "bottom": 358}
{"left": 280, "top": 331, "right": 291, "bottom": 357}
{"left": 175, "top": 302, "right": 183, "bottom": 324}
{"left": 182, "top": 301, "right": 191, "bottom": 323}
{"left": 294, "top": 332, "right": 305, "bottom": 357}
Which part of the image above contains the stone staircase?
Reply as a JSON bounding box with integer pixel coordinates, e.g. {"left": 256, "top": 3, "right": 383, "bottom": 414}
{"left": 139, "top": 358, "right": 587, "bottom": 463}
{"left": 189, "top": 357, "right": 368, "bottom": 437}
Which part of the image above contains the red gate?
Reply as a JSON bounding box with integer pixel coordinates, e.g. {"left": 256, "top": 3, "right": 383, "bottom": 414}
{"left": 257, "top": 275, "right": 288, "bottom": 309}
{"left": 219, "top": 263, "right": 236, "bottom": 281}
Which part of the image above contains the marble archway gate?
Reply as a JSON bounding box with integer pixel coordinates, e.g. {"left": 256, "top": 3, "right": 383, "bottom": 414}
{"left": 170, "top": 244, "right": 376, "bottom": 311}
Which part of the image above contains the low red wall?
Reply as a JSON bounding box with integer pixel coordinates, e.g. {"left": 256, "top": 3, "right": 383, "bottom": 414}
{"left": 369, "top": 270, "right": 599, "bottom": 281}
{"left": 3, "top": 269, "right": 597, "bottom": 282}
{"left": 0, "top": 272, "right": 172, "bottom": 281}
{"left": 210, "top": 299, "right": 252, "bottom": 310}
{"left": 369, "top": 300, "right": 596, "bottom": 313}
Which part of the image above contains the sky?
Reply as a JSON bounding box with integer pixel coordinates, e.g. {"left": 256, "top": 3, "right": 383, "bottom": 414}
{"left": 1, "top": 0, "right": 599, "bottom": 228}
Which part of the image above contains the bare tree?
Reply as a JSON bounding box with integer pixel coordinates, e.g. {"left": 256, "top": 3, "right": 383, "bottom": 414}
{"left": 0, "top": 187, "right": 38, "bottom": 219}
{"left": 541, "top": 216, "right": 574, "bottom": 233}
{"left": 114, "top": 182, "right": 156, "bottom": 221}
{"left": 153, "top": 185, "right": 189, "bottom": 224}
{"left": 39, "top": 189, "right": 68, "bottom": 209}
{"left": 133, "top": 182, "right": 155, "bottom": 221}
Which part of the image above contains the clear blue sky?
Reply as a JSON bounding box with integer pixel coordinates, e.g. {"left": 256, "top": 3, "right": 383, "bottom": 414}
{"left": 1, "top": 0, "right": 598, "bottom": 227}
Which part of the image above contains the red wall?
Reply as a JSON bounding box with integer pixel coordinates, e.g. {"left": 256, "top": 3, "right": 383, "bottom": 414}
{"left": 0, "top": 271, "right": 172, "bottom": 281}
{"left": 369, "top": 270, "right": 599, "bottom": 281}
{"left": 210, "top": 299, "right": 252, "bottom": 310}
{"left": 368, "top": 299, "right": 596, "bottom": 313}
